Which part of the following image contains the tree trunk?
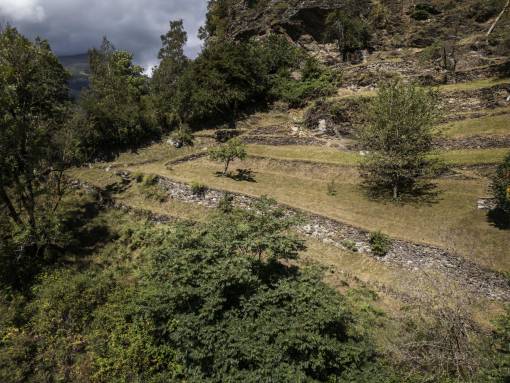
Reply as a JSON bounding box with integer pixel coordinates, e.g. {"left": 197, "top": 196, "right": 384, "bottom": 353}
{"left": 223, "top": 159, "right": 231, "bottom": 176}
{"left": 393, "top": 184, "right": 398, "bottom": 200}
{"left": 0, "top": 186, "right": 22, "bottom": 225}
{"left": 487, "top": 0, "right": 510, "bottom": 36}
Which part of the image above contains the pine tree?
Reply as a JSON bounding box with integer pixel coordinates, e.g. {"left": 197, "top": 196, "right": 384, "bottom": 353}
{"left": 151, "top": 20, "right": 189, "bottom": 129}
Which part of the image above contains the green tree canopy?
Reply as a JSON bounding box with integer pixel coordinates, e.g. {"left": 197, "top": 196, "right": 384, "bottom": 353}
{"left": 0, "top": 26, "right": 73, "bottom": 285}
{"left": 152, "top": 19, "right": 189, "bottom": 129}
{"left": 359, "top": 80, "right": 441, "bottom": 199}
{"left": 208, "top": 137, "right": 247, "bottom": 175}
{"left": 174, "top": 40, "right": 268, "bottom": 128}
{"left": 77, "top": 37, "right": 158, "bottom": 159}
{"left": 134, "top": 197, "right": 373, "bottom": 381}
{"left": 491, "top": 152, "right": 510, "bottom": 215}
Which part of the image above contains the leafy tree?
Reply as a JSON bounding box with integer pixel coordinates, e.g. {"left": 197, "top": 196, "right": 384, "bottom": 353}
{"left": 152, "top": 19, "right": 189, "bottom": 129}
{"left": 208, "top": 137, "right": 247, "bottom": 175}
{"left": 491, "top": 152, "right": 510, "bottom": 215}
{"left": 487, "top": 306, "right": 510, "bottom": 381}
{"left": 136, "top": 197, "right": 374, "bottom": 381}
{"left": 77, "top": 37, "right": 157, "bottom": 159}
{"left": 198, "top": 0, "right": 233, "bottom": 43}
{"left": 174, "top": 40, "right": 268, "bottom": 128}
{"left": 359, "top": 80, "right": 441, "bottom": 199}
{"left": 325, "top": 2, "right": 372, "bottom": 61}
{"left": 170, "top": 124, "right": 194, "bottom": 147}
{"left": 0, "top": 26, "right": 74, "bottom": 285}
{"left": 269, "top": 57, "right": 340, "bottom": 108}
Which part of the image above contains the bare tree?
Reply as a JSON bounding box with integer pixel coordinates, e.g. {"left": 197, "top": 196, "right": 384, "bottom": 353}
{"left": 487, "top": 0, "right": 510, "bottom": 37}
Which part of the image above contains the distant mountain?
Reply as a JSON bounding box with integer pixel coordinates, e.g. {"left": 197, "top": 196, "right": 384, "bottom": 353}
{"left": 58, "top": 53, "right": 90, "bottom": 98}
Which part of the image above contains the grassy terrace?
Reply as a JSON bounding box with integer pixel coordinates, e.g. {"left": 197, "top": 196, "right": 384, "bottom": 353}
{"left": 329, "top": 77, "right": 510, "bottom": 102}
{"left": 247, "top": 145, "right": 509, "bottom": 166}
{"left": 442, "top": 112, "right": 510, "bottom": 138}
{"left": 436, "top": 77, "right": 510, "bottom": 92}
{"left": 117, "top": 184, "right": 212, "bottom": 222}
{"left": 128, "top": 156, "right": 510, "bottom": 273}
{"left": 66, "top": 168, "right": 123, "bottom": 189}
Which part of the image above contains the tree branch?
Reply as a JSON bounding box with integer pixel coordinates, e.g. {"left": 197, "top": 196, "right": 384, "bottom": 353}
{"left": 487, "top": 0, "right": 510, "bottom": 37}
{"left": 0, "top": 185, "right": 23, "bottom": 225}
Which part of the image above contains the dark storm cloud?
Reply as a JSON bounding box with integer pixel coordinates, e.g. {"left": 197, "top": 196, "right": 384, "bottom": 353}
{"left": 0, "top": 0, "right": 207, "bottom": 71}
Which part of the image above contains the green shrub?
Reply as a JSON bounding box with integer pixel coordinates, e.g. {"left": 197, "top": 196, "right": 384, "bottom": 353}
{"left": 133, "top": 172, "right": 145, "bottom": 183}
{"left": 218, "top": 192, "right": 234, "bottom": 213}
{"left": 341, "top": 239, "right": 358, "bottom": 252}
{"left": 141, "top": 174, "right": 158, "bottom": 186}
{"left": 190, "top": 182, "right": 208, "bottom": 196}
{"left": 412, "top": 9, "right": 431, "bottom": 21}
{"left": 269, "top": 59, "right": 340, "bottom": 108}
{"left": 26, "top": 270, "right": 113, "bottom": 382}
{"left": 170, "top": 124, "right": 194, "bottom": 147}
{"left": 369, "top": 231, "right": 392, "bottom": 256}
{"left": 136, "top": 197, "right": 374, "bottom": 381}
{"left": 137, "top": 174, "right": 167, "bottom": 202}
{"left": 491, "top": 153, "right": 510, "bottom": 215}
{"left": 327, "top": 179, "right": 338, "bottom": 196}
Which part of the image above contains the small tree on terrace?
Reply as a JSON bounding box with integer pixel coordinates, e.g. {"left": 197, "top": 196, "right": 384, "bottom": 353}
{"left": 491, "top": 152, "right": 510, "bottom": 215}
{"left": 359, "top": 80, "right": 441, "bottom": 199}
{"left": 208, "top": 138, "right": 247, "bottom": 176}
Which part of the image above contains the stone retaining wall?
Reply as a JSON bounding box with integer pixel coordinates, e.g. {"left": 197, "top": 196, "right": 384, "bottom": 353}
{"left": 155, "top": 176, "right": 510, "bottom": 301}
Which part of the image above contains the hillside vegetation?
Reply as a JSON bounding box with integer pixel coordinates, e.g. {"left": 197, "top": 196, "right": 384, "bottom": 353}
{"left": 1, "top": 1, "right": 510, "bottom": 382}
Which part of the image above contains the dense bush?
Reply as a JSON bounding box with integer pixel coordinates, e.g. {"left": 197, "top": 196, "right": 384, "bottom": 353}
{"left": 412, "top": 4, "right": 441, "bottom": 21}
{"left": 325, "top": 4, "right": 372, "bottom": 61}
{"left": 173, "top": 40, "right": 268, "bottom": 128}
{"left": 369, "top": 231, "right": 392, "bottom": 256}
{"left": 166, "top": 34, "right": 337, "bottom": 127}
{"left": 269, "top": 58, "right": 340, "bottom": 108}
{"left": 491, "top": 153, "right": 510, "bottom": 215}
{"left": 136, "top": 197, "right": 375, "bottom": 381}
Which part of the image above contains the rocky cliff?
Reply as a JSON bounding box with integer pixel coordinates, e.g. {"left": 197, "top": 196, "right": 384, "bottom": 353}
{"left": 213, "top": 0, "right": 510, "bottom": 68}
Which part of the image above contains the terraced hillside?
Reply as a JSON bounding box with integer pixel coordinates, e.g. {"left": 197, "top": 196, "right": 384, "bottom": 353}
{"left": 70, "top": 66, "right": 510, "bottom": 319}
{"left": 68, "top": 0, "right": 510, "bottom": 334}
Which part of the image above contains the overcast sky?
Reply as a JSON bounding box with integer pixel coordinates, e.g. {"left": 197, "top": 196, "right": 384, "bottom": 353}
{"left": 0, "top": 0, "right": 207, "bottom": 72}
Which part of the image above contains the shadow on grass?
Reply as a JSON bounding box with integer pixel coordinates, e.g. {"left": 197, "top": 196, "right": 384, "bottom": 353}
{"left": 487, "top": 208, "right": 510, "bottom": 230}
{"left": 215, "top": 169, "right": 257, "bottom": 183}
{"left": 59, "top": 197, "right": 114, "bottom": 257}
{"left": 0, "top": 198, "right": 112, "bottom": 291}
{"left": 361, "top": 182, "right": 442, "bottom": 205}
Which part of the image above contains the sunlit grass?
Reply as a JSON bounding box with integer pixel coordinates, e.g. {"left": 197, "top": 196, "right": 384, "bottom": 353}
{"left": 66, "top": 168, "right": 122, "bottom": 189}
{"left": 438, "top": 148, "right": 509, "bottom": 165}
{"left": 247, "top": 145, "right": 362, "bottom": 165}
{"left": 442, "top": 113, "right": 510, "bottom": 138}
{"left": 437, "top": 77, "right": 510, "bottom": 92}
{"left": 128, "top": 157, "right": 510, "bottom": 273}
{"left": 246, "top": 145, "right": 508, "bottom": 166}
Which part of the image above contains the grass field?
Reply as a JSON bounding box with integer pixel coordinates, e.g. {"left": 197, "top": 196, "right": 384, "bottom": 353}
{"left": 437, "top": 77, "right": 510, "bottom": 92}
{"left": 442, "top": 113, "right": 510, "bottom": 138}
{"left": 117, "top": 186, "right": 212, "bottom": 222}
{"left": 328, "top": 77, "right": 510, "bottom": 102}
{"left": 66, "top": 168, "right": 122, "bottom": 189}
{"left": 246, "top": 145, "right": 509, "bottom": 166}
{"left": 128, "top": 156, "right": 510, "bottom": 273}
